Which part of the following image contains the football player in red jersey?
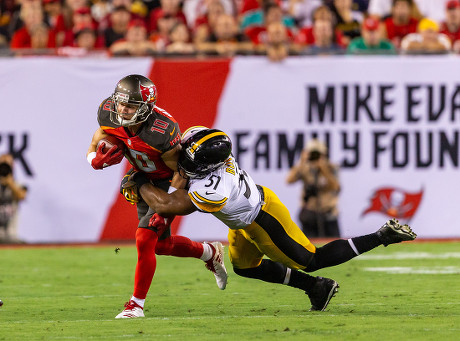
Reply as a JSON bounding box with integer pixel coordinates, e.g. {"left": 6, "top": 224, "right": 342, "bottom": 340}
{"left": 86, "top": 75, "right": 227, "bottom": 318}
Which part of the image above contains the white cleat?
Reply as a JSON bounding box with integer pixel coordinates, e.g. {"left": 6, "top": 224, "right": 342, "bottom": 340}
{"left": 115, "top": 300, "right": 144, "bottom": 319}
{"left": 204, "top": 242, "right": 228, "bottom": 290}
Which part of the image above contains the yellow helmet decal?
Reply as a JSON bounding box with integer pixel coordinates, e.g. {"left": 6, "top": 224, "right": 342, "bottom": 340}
{"left": 189, "top": 131, "right": 228, "bottom": 155}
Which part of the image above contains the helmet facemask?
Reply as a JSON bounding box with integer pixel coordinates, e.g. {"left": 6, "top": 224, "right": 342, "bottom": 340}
{"left": 110, "top": 92, "right": 151, "bottom": 127}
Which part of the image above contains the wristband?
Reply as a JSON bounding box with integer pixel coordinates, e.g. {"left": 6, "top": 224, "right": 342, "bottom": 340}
{"left": 168, "top": 186, "right": 177, "bottom": 194}
{"left": 87, "top": 152, "right": 97, "bottom": 165}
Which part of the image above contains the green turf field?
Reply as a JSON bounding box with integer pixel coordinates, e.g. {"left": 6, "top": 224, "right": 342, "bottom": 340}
{"left": 0, "top": 241, "right": 459, "bottom": 340}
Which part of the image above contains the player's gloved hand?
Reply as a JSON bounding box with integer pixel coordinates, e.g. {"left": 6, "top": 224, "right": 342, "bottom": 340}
{"left": 91, "top": 143, "right": 124, "bottom": 170}
{"left": 120, "top": 170, "right": 150, "bottom": 204}
{"left": 148, "top": 213, "right": 175, "bottom": 237}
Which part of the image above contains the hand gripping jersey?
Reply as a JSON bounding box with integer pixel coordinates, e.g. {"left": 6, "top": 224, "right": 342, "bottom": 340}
{"left": 97, "top": 98, "right": 181, "bottom": 180}
{"left": 187, "top": 156, "right": 262, "bottom": 228}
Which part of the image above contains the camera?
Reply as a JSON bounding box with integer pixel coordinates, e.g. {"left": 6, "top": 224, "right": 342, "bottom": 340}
{"left": 303, "top": 184, "right": 318, "bottom": 201}
{"left": 308, "top": 150, "right": 321, "bottom": 161}
{"left": 0, "top": 162, "right": 12, "bottom": 177}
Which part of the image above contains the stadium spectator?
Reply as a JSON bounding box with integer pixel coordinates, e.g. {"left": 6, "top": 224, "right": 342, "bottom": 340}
{"left": 382, "top": 0, "right": 418, "bottom": 49}
{"left": 440, "top": 0, "right": 460, "bottom": 46}
{"left": 131, "top": 0, "right": 149, "bottom": 19}
{"left": 0, "top": 8, "right": 9, "bottom": 45}
{"left": 10, "top": 2, "right": 56, "bottom": 49}
{"left": 148, "top": 0, "right": 187, "bottom": 33}
{"left": 60, "top": 7, "right": 96, "bottom": 46}
{"left": 110, "top": 18, "right": 156, "bottom": 55}
{"left": 352, "top": 0, "right": 370, "bottom": 13}
{"left": 54, "top": 0, "right": 91, "bottom": 46}
{"left": 165, "top": 21, "right": 196, "bottom": 54}
{"left": 193, "top": 0, "right": 227, "bottom": 44}
{"left": 90, "top": 0, "right": 113, "bottom": 24}
{"left": 196, "top": 13, "right": 253, "bottom": 56}
{"left": 87, "top": 75, "right": 227, "bottom": 318}
{"left": 183, "top": 0, "right": 235, "bottom": 30}
{"left": 287, "top": 0, "right": 322, "bottom": 28}
{"left": 348, "top": 16, "right": 396, "bottom": 54}
{"left": 264, "top": 21, "right": 290, "bottom": 61}
{"left": 329, "top": 0, "right": 364, "bottom": 45}
{"left": 30, "top": 22, "right": 52, "bottom": 49}
{"left": 368, "top": 0, "right": 452, "bottom": 23}
{"left": 0, "top": 153, "right": 28, "bottom": 244}
{"left": 306, "top": 16, "right": 345, "bottom": 54}
{"left": 295, "top": 5, "right": 345, "bottom": 49}
{"left": 149, "top": 12, "right": 177, "bottom": 50}
{"left": 102, "top": 5, "right": 131, "bottom": 48}
{"left": 73, "top": 22, "right": 104, "bottom": 48}
{"left": 43, "top": 0, "right": 63, "bottom": 30}
{"left": 286, "top": 139, "right": 341, "bottom": 238}
{"left": 244, "top": 2, "right": 296, "bottom": 45}
{"left": 401, "top": 17, "right": 451, "bottom": 53}
{"left": 0, "top": 0, "right": 16, "bottom": 42}
{"left": 240, "top": 0, "right": 296, "bottom": 31}
{"left": 127, "top": 127, "right": 417, "bottom": 312}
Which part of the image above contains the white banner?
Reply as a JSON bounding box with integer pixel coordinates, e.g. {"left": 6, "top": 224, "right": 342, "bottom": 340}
{"left": 1, "top": 58, "right": 152, "bottom": 242}
{"left": 2, "top": 56, "right": 459, "bottom": 242}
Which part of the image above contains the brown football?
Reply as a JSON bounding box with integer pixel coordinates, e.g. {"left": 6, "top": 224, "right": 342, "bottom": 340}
{"left": 97, "top": 135, "right": 125, "bottom": 153}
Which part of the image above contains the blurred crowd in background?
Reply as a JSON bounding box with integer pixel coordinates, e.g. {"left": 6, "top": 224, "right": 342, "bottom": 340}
{"left": 1, "top": 0, "right": 459, "bottom": 61}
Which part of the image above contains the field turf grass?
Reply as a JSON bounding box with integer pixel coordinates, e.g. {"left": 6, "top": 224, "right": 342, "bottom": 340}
{"left": 0, "top": 241, "right": 459, "bottom": 340}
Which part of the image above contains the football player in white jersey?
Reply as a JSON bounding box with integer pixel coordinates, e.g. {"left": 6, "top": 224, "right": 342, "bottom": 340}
{"left": 123, "top": 127, "right": 417, "bottom": 311}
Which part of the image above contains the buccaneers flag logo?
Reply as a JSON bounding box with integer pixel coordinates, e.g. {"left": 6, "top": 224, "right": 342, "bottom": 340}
{"left": 139, "top": 84, "right": 157, "bottom": 103}
{"left": 362, "top": 187, "right": 423, "bottom": 219}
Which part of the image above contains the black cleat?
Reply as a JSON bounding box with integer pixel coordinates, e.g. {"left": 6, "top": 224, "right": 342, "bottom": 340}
{"left": 307, "top": 277, "right": 339, "bottom": 312}
{"left": 376, "top": 219, "right": 417, "bottom": 247}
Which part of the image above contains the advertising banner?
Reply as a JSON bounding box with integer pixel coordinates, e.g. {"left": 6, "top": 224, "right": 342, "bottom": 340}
{"left": 1, "top": 56, "right": 458, "bottom": 242}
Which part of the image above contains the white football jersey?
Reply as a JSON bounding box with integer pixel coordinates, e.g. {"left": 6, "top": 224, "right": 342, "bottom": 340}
{"left": 187, "top": 156, "right": 262, "bottom": 228}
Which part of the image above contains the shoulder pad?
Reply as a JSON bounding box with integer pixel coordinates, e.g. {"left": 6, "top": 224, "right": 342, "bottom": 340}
{"left": 97, "top": 97, "right": 117, "bottom": 128}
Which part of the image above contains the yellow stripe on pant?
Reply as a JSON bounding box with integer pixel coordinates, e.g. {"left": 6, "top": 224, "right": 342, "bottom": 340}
{"left": 228, "top": 185, "right": 316, "bottom": 270}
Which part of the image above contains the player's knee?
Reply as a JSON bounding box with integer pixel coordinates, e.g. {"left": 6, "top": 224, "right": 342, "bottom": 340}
{"left": 135, "top": 228, "right": 158, "bottom": 253}
{"left": 304, "top": 246, "right": 323, "bottom": 272}
{"left": 233, "top": 266, "right": 254, "bottom": 278}
{"left": 155, "top": 237, "right": 172, "bottom": 255}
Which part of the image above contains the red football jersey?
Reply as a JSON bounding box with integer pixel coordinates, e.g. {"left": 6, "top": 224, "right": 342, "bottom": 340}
{"left": 97, "top": 98, "right": 181, "bottom": 181}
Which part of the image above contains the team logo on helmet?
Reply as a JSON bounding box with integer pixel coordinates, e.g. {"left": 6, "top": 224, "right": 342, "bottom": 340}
{"left": 139, "top": 84, "right": 157, "bottom": 103}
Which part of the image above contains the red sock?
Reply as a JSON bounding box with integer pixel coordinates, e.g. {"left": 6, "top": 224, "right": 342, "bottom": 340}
{"left": 133, "top": 228, "right": 158, "bottom": 299}
{"left": 156, "top": 235, "right": 204, "bottom": 258}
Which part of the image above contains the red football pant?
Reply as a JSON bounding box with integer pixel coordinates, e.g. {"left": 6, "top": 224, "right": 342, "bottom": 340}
{"left": 156, "top": 235, "right": 204, "bottom": 258}
{"left": 133, "top": 228, "right": 158, "bottom": 299}
{"left": 133, "top": 230, "right": 204, "bottom": 299}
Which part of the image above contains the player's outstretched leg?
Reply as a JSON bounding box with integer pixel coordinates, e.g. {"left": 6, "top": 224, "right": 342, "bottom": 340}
{"left": 376, "top": 219, "right": 417, "bottom": 246}
{"left": 155, "top": 236, "right": 228, "bottom": 290}
{"left": 307, "top": 277, "right": 339, "bottom": 312}
{"left": 203, "top": 241, "right": 228, "bottom": 290}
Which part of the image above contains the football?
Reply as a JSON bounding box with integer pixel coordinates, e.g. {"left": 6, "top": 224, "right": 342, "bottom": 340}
{"left": 97, "top": 135, "right": 125, "bottom": 153}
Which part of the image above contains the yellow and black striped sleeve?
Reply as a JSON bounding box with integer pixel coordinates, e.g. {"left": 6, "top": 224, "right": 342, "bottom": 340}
{"left": 188, "top": 191, "right": 228, "bottom": 213}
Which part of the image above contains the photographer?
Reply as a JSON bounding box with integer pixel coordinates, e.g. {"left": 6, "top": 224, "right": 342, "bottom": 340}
{"left": 0, "top": 153, "right": 27, "bottom": 244}
{"left": 286, "top": 139, "right": 341, "bottom": 237}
